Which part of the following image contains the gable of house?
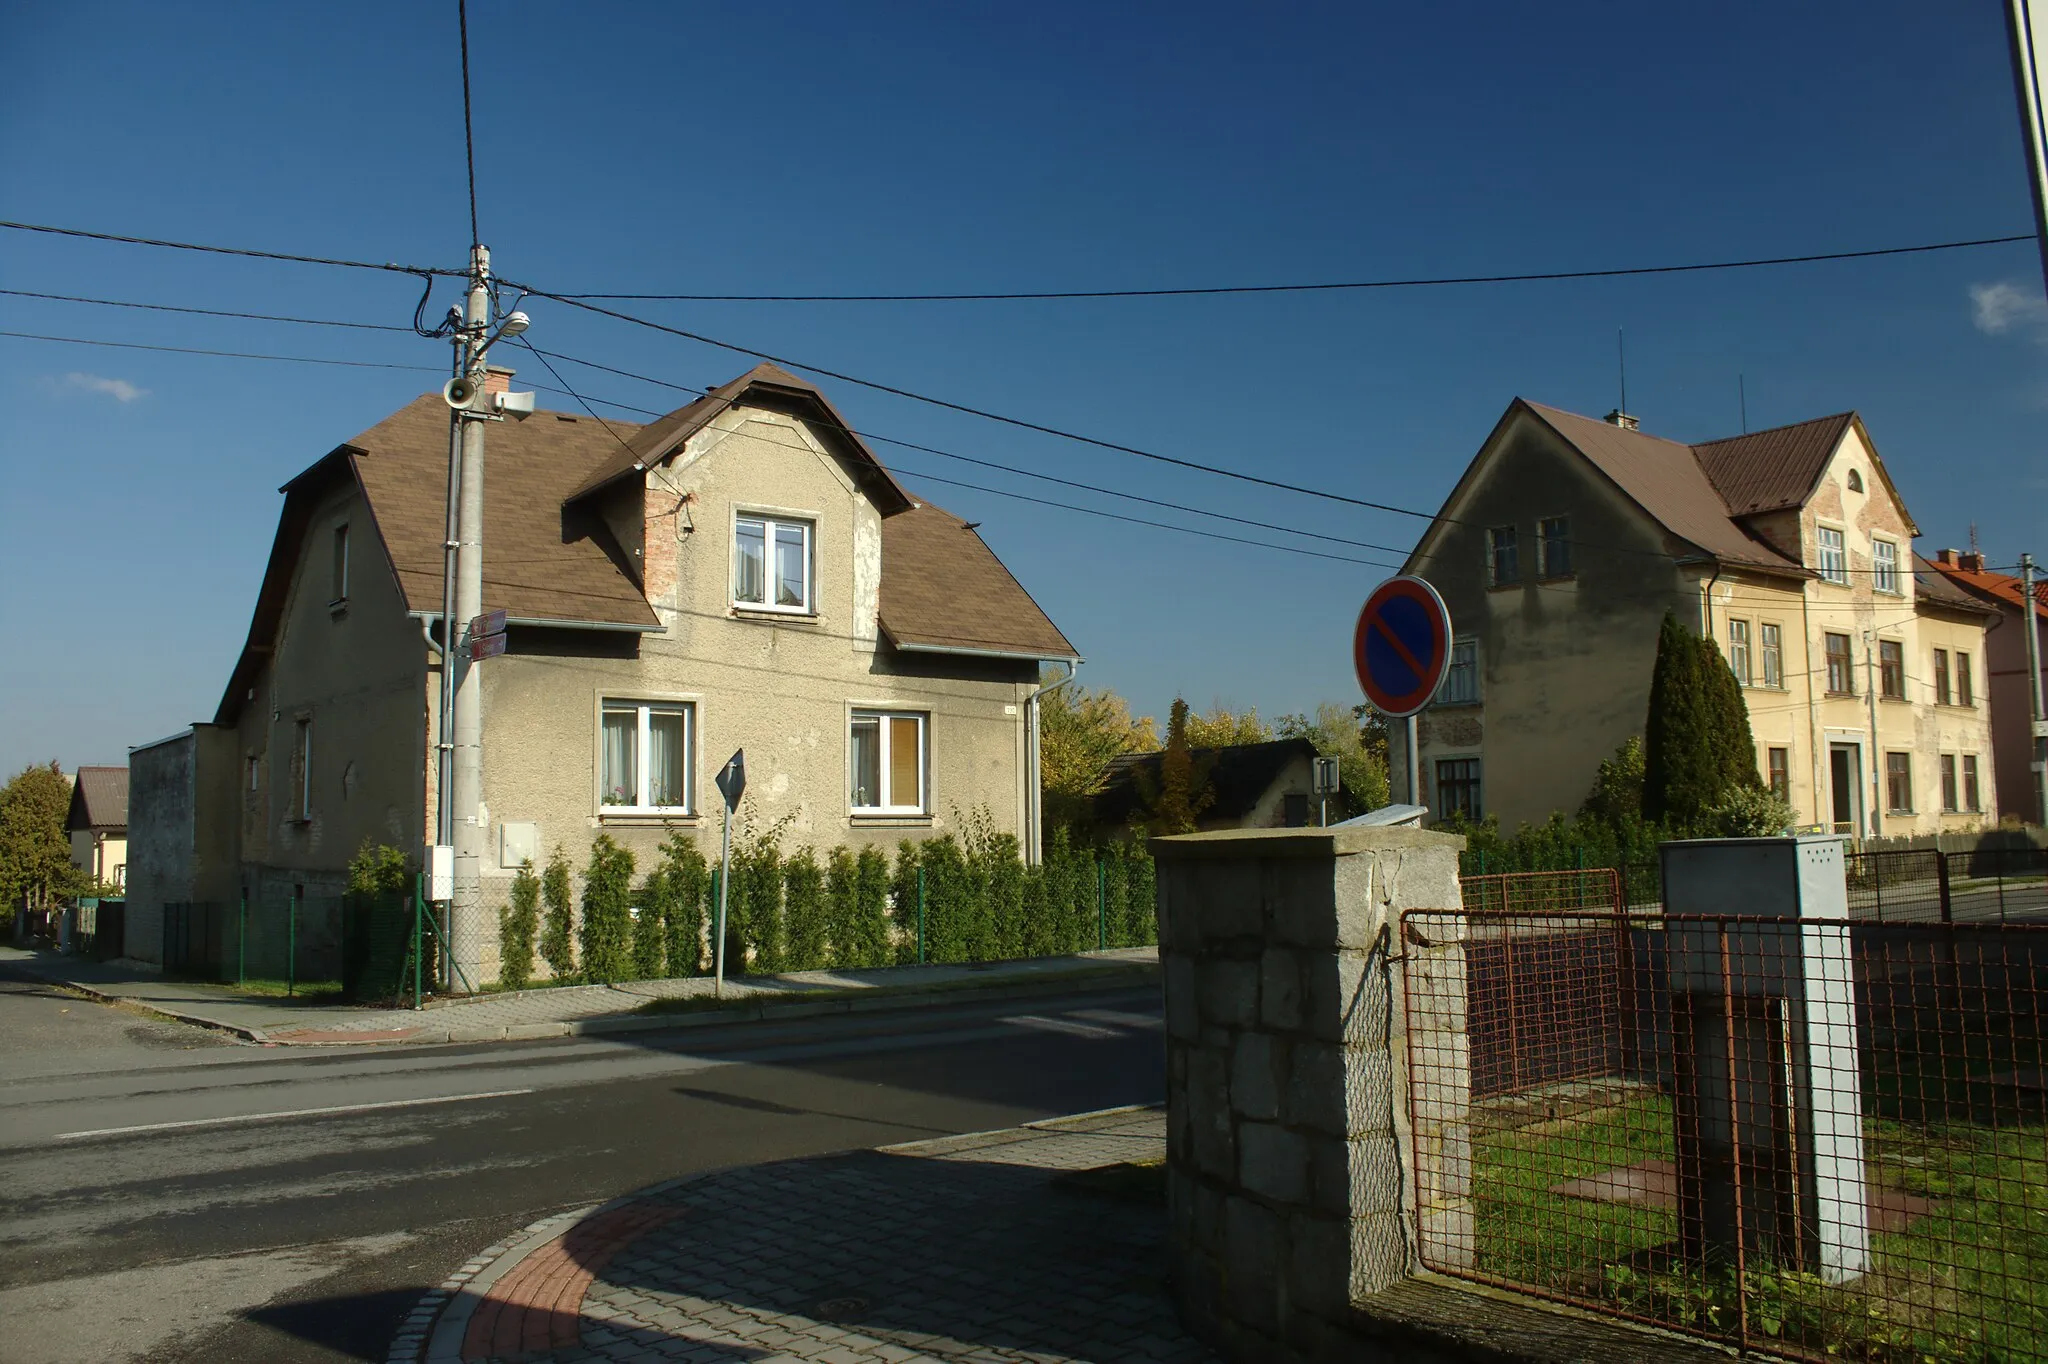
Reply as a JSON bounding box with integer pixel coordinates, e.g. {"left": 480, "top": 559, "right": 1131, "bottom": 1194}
{"left": 66, "top": 767, "right": 128, "bottom": 832}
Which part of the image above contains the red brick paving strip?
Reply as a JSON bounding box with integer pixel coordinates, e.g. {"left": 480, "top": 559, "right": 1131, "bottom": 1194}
{"left": 462, "top": 1203, "right": 683, "bottom": 1361}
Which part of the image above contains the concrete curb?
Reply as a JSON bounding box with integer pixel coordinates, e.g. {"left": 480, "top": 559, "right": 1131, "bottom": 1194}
{"left": 7, "top": 955, "right": 1158, "bottom": 1049}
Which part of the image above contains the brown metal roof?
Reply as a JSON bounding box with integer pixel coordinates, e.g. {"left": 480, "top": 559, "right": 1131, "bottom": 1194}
{"left": 1522, "top": 403, "right": 1804, "bottom": 572}
{"left": 879, "top": 501, "right": 1079, "bottom": 659}
{"left": 1691, "top": 412, "right": 1857, "bottom": 516}
{"left": 344, "top": 396, "right": 662, "bottom": 629}
{"left": 66, "top": 766, "right": 128, "bottom": 831}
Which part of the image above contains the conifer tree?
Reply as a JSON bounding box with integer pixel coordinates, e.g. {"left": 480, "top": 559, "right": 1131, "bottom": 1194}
{"left": 1644, "top": 611, "right": 1763, "bottom": 830}
{"left": 538, "top": 846, "right": 576, "bottom": 980}
{"left": 1142, "top": 698, "right": 1215, "bottom": 835}
{"left": 578, "top": 835, "right": 636, "bottom": 983}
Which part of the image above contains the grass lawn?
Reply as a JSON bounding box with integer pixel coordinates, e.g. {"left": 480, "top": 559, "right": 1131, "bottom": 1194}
{"left": 1470, "top": 1088, "right": 2048, "bottom": 1361}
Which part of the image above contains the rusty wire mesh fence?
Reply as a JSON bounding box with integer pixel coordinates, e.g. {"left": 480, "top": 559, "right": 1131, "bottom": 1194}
{"left": 1406, "top": 899, "right": 2048, "bottom": 1362}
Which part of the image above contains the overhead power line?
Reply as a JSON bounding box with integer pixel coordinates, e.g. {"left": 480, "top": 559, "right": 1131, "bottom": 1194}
{"left": 0, "top": 219, "right": 465, "bottom": 277}
{"left": 0, "top": 288, "right": 414, "bottom": 332}
{"left": 0, "top": 328, "right": 444, "bottom": 372}
{"left": 546, "top": 234, "right": 2035, "bottom": 302}
{"left": 458, "top": 0, "right": 481, "bottom": 250}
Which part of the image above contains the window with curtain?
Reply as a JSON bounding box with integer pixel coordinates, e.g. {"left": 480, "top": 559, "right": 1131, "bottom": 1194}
{"left": 1760, "top": 623, "right": 1783, "bottom": 688}
{"left": 1879, "top": 639, "right": 1904, "bottom": 699}
{"left": 734, "top": 513, "right": 813, "bottom": 612}
{"left": 1728, "top": 620, "right": 1753, "bottom": 686}
{"left": 1824, "top": 633, "right": 1854, "bottom": 694}
{"left": 1885, "top": 752, "right": 1912, "bottom": 813}
{"left": 600, "top": 700, "right": 694, "bottom": 812}
{"left": 850, "top": 710, "right": 926, "bottom": 813}
{"left": 1817, "top": 526, "right": 1847, "bottom": 584}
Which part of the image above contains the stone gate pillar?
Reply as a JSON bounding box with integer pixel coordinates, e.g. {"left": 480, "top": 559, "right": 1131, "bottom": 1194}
{"left": 1154, "top": 825, "right": 1470, "bottom": 1362}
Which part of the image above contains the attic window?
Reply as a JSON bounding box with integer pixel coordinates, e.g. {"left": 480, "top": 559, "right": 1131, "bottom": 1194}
{"left": 1847, "top": 469, "right": 1864, "bottom": 492}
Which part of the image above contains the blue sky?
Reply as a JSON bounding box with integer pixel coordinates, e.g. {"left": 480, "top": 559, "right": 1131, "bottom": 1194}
{"left": 3, "top": 1, "right": 2045, "bottom": 774}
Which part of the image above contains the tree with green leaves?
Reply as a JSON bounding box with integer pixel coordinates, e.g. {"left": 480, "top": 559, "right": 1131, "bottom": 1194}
{"left": 499, "top": 860, "right": 541, "bottom": 989}
{"left": 631, "top": 866, "right": 668, "bottom": 979}
{"left": 1139, "top": 698, "right": 1215, "bottom": 835}
{"left": 782, "top": 848, "right": 826, "bottom": 971}
{"left": 1644, "top": 611, "right": 1766, "bottom": 831}
{"left": 539, "top": 846, "right": 575, "bottom": 980}
{"left": 658, "top": 833, "right": 709, "bottom": 976}
{"left": 0, "top": 762, "right": 79, "bottom": 918}
{"left": 1184, "top": 702, "right": 1272, "bottom": 748}
{"left": 1277, "top": 702, "right": 1391, "bottom": 817}
{"left": 1580, "top": 736, "right": 1646, "bottom": 832}
{"left": 346, "top": 839, "right": 410, "bottom": 897}
{"left": 1039, "top": 676, "right": 1159, "bottom": 833}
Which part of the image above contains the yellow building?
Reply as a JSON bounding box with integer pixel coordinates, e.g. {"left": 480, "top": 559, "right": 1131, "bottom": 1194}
{"left": 1400, "top": 401, "right": 1997, "bottom": 837}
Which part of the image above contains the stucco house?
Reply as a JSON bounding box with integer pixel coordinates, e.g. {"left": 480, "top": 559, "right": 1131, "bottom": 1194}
{"left": 1397, "top": 400, "right": 1997, "bottom": 837}
{"left": 65, "top": 766, "right": 127, "bottom": 890}
{"left": 125, "top": 364, "right": 1078, "bottom": 973}
{"left": 1922, "top": 549, "right": 2048, "bottom": 824}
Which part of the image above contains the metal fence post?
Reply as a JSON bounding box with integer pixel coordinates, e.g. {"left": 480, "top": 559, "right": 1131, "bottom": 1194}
{"left": 412, "top": 878, "right": 423, "bottom": 1010}
{"left": 288, "top": 891, "right": 297, "bottom": 996}
{"left": 237, "top": 891, "right": 246, "bottom": 986}
{"left": 1937, "top": 850, "right": 1952, "bottom": 924}
{"left": 1097, "top": 859, "right": 1107, "bottom": 951}
{"left": 916, "top": 865, "right": 926, "bottom": 964}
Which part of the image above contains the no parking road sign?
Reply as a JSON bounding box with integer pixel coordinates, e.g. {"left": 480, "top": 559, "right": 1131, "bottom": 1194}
{"left": 1354, "top": 576, "right": 1453, "bottom": 718}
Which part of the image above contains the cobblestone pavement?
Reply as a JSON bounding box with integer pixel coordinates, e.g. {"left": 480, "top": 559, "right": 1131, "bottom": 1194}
{"left": 0, "top": 945, "right": 1156, "bottom": 1046}
{"left": 402, "top": 1105, "right": 1214, "bottom": 1364}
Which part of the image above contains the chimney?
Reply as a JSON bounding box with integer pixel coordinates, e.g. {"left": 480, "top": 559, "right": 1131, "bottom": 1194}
{"left": 484, "top": 365, "right": 515, "bottom": 397}
{"left": 1604, "top": 408, "right": 1640, "bottom": 432}
{"left": 1960, "top": 552, "right": 1985, "bottom": 573}
{"left": 1936, "top": 549, "right": 1955, "bottom": 566}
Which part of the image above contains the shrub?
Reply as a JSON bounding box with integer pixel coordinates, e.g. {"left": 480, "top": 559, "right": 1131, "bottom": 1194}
{"left": 499, "top": 859, "right": 540, "bottom": 989}
{"left": 347, "top": 839, "right": 410, "bottom": 897}
{"left": 659, "top": 834, "right": 709, "bottom": 976}
{"left": 889, "top": 841, "right": 923, "bottom": 964}
{"left": 538, "top": 846, "right": 575, "bottom": 980}
{"left": 850, "top": 846, "right": 892, "bottom": 967}
{"left": 782, "top": 848, "right": 826, "bottom": 971}
{"left": 731, "top": 834, "right": 784, "bottom": 973}
{"left": 632, "top": 867, "right": 668, "bottom": 980}
{"left": 579, "top": 835, "right": 636, "bottom": 983}
{"left": 919, "top": 835, "right": 971, "bottom": 962}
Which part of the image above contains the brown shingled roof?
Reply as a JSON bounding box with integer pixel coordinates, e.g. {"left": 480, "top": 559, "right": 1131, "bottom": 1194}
{"left": 1523, "top": 403, "right": 1804, "bottom": 572}
{"left": 563, "top": 362, "right": 913, "bottom": 513}
{"left": 879, "top": 502, "right": 1079, "bottom": 659}
{"left": 66, "top": 766, "right": 127, "bottom": 831}
{"left": 342, "top": 396, "right": 661, "bottom": 629}
{"left": 1692, "top": 413, "right": 1857, "bottom": 516}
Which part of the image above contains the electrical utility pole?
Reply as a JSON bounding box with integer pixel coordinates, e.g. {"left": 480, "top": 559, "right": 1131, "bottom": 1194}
{"left": 2023, "top": 554, "right": 2047, "bottom": 827}
{"left": 2003, "top": 4, "right": 2048, "bottom": 828}
{"left": 448, "top": 244, "right": 492, "bottom": 990}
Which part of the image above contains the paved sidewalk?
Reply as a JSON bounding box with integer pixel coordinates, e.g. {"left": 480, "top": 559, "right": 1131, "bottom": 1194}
{"left": 395, "top": 1105, "right": 1211, "bottom": 1364}
{"left": 0, "top": 946, "right": 1157, "bottom": 1046}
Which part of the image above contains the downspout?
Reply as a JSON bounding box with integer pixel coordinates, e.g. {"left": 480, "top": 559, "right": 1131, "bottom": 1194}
{"left": 1022, "top": 660, "right": 1080, "bottom": 866}
{"left": 1801, "top": 588, "right": 1824, "bottom": 832}
{"left": 1699, "top": 562, "right": 1723, "bottom": 643}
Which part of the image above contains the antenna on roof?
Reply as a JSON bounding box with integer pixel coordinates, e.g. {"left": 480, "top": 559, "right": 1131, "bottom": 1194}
{"left": 1970, "top": 521, "right": 1980, "bottom": 555}
{"left": 1739, "top": 373, "right": 1748, "bottom": 434}
{"left": 1604, "top": 328, "right": 1640, "bottom": 431}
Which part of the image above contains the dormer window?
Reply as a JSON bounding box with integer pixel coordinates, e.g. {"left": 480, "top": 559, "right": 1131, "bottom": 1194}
{"left": 734, "top": 513, "right": 813, "bottom": 613}
{"left": 1846, "top": 469, "right": 1864, "bottom": 492}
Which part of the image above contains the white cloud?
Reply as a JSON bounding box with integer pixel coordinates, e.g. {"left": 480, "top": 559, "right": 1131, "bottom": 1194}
{"left": 1970, "top": 280, "right": 2048, "bottom": 337}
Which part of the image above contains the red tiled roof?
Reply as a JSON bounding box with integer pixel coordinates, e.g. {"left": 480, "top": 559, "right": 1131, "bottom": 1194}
{"left": 1923, "top": 555, "right": 2048, "bottom": 621}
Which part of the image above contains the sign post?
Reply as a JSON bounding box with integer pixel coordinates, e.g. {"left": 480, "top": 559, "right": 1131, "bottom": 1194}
{"left": 1353, "top": 576, "right": 1454, "bottom": 812}
{"left": 1311, "top": 755, "right": 1340, "bottom": 827}
{"left": 712, "top": 749, "right": 746, "bottom": 1000}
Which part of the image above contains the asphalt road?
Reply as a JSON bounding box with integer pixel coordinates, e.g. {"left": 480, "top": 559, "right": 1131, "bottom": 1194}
{"left": 0, "top": 972, "right": 1166, "bottom": 1364}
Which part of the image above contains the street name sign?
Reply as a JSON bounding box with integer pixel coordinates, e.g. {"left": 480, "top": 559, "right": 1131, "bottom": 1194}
{"left": 468, "top": 631, "right": 508, "bottom": 662}
{"left": 1353, "top": 576, "right": 1452, "bottom": 718}
{"left": 470, "top": 609, "right": 508, "bottom": 640}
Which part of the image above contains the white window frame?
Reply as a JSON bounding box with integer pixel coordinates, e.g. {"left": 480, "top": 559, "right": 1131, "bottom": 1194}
{"left": 599, "top": 698, "right": 696, "bottom": 814}
{"left": 849, "top": 709, "right": 927, "bottom": 815}
{"left": 1436, "top": 638, "right": 1480, "bottom": 705}
{"left": 1872, "top": 538, "right": 1899, "bottom": 595}
{"left": 1816, "top": 525, "right": 1848, "bottom": 585}
{"left": 331, "top": 522, "right": 350, "bottom": 606}
{"left": 732, "top": 511, "right": 815, "bottom": 615}
{"left": 1760, "top": 622, "right": 1784, "bottom": 689}
{"left": 1728, "top": 619, "right": 1753, "bottom": 686}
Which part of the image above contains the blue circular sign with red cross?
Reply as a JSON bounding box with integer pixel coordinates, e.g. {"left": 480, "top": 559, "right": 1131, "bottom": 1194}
{"left": 1354, "top": 576, "right": 1453, "bottom": 718}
